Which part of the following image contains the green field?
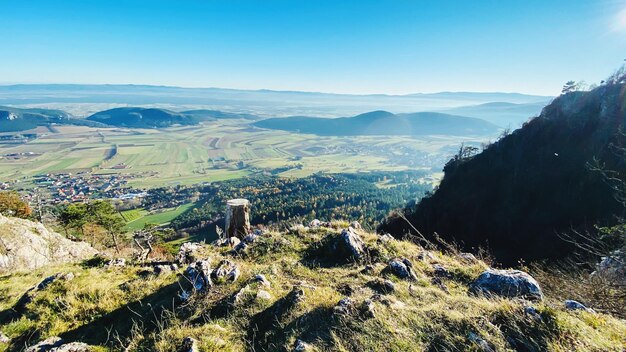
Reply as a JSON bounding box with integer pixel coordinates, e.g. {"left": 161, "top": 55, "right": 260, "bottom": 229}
{"left": 123, "top": 203, "right": 195, "bottom": 231}
{"left": 0, "top": 120, "right": 489, "bottom": 188}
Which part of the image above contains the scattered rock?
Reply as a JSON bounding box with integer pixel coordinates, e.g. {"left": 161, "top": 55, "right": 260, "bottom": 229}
{"left": 459, "top": 252, "right": 477, "bottom": 262}
{"left": 184, "top": 260, "right": 212, "bottom": 292}
{"left": 293, "top": 339, "right": 311, "bottom": 351}
{"left": 253, "top": 274, "right": 271, "bottom": 287}
{"left": 592, "top": 250, "right": 626, "bottom": 285}
{"left": 37, "top": 272, "right": 73, "bottom": 290}
{"left": 106, "top": 258, "right": 126, "bottom": 267}
{"left": 232, "top": 241, "right": 248, "bottom": 255}
{"left": 432, "top": 264, "right": 451, "bottom": 278}
{"left": 177, "top": 242, "right": 202, "bottom": 264}
{"left": 333, "top": 297, "right": 355, "bottom": 315}
{"left": 361, "top": 264, "right": 375, "bottom": 274}
{"left": 212, "top": 260, "right": 240, "bottom": 282}
{"left": 368, "top": 278, "right": 395, "bottom": 293}
{"left": 0, "top": 332, "right": 9, "bottom": 344}
{"left": 333, "top": 227, "right": 366, "bottom": 261}
{"left": 154, "top": 263, "right": 178, "bottom": 275}
{"left": 468, "top": 332, "right": 496, "bottom": 352}
{"left": 26, "top": 336, "right": 64, "bottom": 352}
{"left": 49, "top": 342, "right": 92, "bottom": 352}
{"left": 178, "top": 336, "right": 199, "bottom": 352}
{"left": 388, "top": 258, "right": 417, "bottom": 280}
{"left": 524, "top": 306, "right": 541, "bottom": 320}
{"left": 564, "top": 300, "right": 595, "bottom": 313}
{"left": 361, "top": 299, "right": 376, "bottom": 318}
{"left": 470, "top": 269, "right": 543, "bottom": 301}
{"left": 377, "top": 233, "right": 395, "bottom": 243}
{"left": 309, "top": 219, "right": 321, "bottom": 227}
{"left": 256, "top": 290, "right": 272, "bottom": 300}
{"left": 417, "top": 250, "right": 435, "bottom": 261}
{"left": 242, "top": 234, "right": 258, "bottom": 243}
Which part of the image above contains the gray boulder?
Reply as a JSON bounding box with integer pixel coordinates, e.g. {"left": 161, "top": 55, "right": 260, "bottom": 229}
{"left": 388, "top": 258, "right": 418, "bottom": 280}
{"left": 333, "top": 227, "right": 366, "bottom": 261}
{"left": 26, "top": 337, "right": 64, "bottom": 352}
{"left": 184, "top": 260, "right": 212, "bottom": 292}
{"left": 564, "top": 300, "right": 595, "bottom": 313}
{"left": 470, "top": 269, "right": 543, "bottom": 301}
{"left": 212, "top": 260, "right": 240, "bottom": 282}
{"left": 177, "top": 242, "right": 202, "bottom": 264}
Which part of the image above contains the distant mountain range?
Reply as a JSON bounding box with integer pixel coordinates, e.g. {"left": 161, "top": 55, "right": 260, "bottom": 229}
{"left": 0, "top": 106, "right": 104, "bottom": 132}
{"left": 0, "top": 84, "right": 552, "bottom": 119}
{"left": 441, "top": 101, "right": 547, "bottom": 128}
{"left": 253, "top": 110, "right": 499, "bottom": 136}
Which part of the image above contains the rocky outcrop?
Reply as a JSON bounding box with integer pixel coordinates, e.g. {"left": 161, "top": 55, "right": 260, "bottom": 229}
{"left": 0, "top": 214, "right": 97, "bottom": 273}
{"left": 332, "top": 227, "right": 366, "bottom": 261}
{"left": 470, "top": 269, "right": 543, "bottom": 301}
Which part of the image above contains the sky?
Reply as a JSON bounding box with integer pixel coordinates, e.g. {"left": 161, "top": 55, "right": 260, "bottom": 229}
{"left": 1, "top": 0, "right": 626, "bottom": 96}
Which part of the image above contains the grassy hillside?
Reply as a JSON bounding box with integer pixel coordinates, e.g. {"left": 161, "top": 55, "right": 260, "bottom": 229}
{"left": 0, "top": 224, "right": 624, "bottom": 351}
{"left": 254, "top": 111, "right": 500, "bottom": 136}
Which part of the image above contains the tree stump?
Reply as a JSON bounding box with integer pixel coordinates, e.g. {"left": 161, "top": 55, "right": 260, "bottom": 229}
{"left": 225, "top": 199, "right": 251, "bottom": 239}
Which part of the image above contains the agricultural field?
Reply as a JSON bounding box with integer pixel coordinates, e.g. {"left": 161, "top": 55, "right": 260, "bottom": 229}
{"left": 122, "top": 202, "right": 195, "bottom": 231}
{"left": 0, "top": 119, "right": 490, "bottom": 189}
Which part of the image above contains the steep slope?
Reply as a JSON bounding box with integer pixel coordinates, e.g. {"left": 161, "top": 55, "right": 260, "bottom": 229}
{"left": 0, "top": 224, "right": 624, "bottom": 351}
{"left": 254, "top": 110, "right": 499, "bottom": 136}
{"left": 0, "top": 214, "right": 97, "bottom": 273}
{"left": 379, "top": 83, "right": 626, "bottom": 264}
{"left": 0, "top": 106, "right": 95, "bottom": 132}
{"left": 86, "top": 107, "right": 202, "bottom": 128}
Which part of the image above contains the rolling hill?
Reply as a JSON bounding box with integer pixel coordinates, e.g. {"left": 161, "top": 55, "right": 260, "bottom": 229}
{"left": 0, "top": 106, "right": 104, "bottom": 132}
{"left": 379, "top": 82, "right": 626, "bottom": 264}
{"left": 253, "top": 110, "right": 500, "bottom": 136}
{"left": 86, "top": 107, "right": 204, "bottom": 128}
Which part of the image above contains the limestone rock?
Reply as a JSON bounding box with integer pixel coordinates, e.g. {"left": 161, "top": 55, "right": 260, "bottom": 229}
{"left": 0, "top": 214, "right": 97, "bottom": 273}
{"left": 177, "top": 242, "right": 202, "bottom": 264}
{"left": 388, "top": 258, "right": 417, "bottom": 280}
{"left": 212, "top": 260, "right": 240, "bottom": 282}
{"left": 184, "top": 260, "right": 212, "bottom": 292}
{"left": 333, "top": 297, "right": 355, "bottom": 315}
{"left": 26, "top": 337, "right": 64, "bottom": 352}
{"left": 0, "top": 332, "right": 9, "bottom": 344}
{"left": 256, "top": 290, "right": 272, "bottom": 300}
{"left": 470, "top": 269, "right": 543, "bottom": 301}
{"left": 106, "top": 258, "right": 126, "bottom": 267}
{"left": 253, "top": 274, "right": 271, "bottom": 287}
{"left": 50, "top": 342, "right": 92, "bottom": 352}
{"left": 333, "top": 227, "right": 366, "bottom": 261}
{"left": 293, "top": 339, "right": 311, "bottom": 352}
{"left": 592, "top": 250, "right": 626, "bottom": 285}
{"left": 378, "top": 233, "right": 395, "bottom": 243}
{"left": 178, "top": 337, "right": 199, "bottom": 352}
{"left": 154, "top": 263, "right": 178, "bottom": 275}
{"left": 564, "top": 300, "right": 595, "bottom": 313}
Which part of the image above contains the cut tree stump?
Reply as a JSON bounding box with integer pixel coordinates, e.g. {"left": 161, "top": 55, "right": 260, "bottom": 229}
{"left": 225, "top": 199, "right": 251, "bottom": 238}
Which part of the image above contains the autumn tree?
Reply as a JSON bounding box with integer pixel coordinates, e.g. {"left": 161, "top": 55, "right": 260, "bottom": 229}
{"left": 0, "top": 191, "right": 32, "bottom": 219}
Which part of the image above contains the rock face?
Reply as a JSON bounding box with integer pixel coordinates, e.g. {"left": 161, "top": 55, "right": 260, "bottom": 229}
{"left": 470, "top": 269, "right": 543, "bottom": 301}
{"left": 0, "top": 214, "right": 97, "bottom": 273}
{"left": 333, "top": 227, "right": 366, "bottom": 261}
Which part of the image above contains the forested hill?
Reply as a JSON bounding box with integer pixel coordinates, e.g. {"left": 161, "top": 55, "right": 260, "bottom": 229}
{"left": 379, "top": 82, "right": 626, "bottom": 265}
{"left": 253, "top": 110, "right": 499, "bottom": 136}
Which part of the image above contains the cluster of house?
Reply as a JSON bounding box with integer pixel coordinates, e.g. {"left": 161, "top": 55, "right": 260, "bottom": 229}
{"left": 32, "top": 172, "right": 142, "bottom": 203}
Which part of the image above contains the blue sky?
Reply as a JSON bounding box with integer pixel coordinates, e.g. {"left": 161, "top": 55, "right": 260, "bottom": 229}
{"left": 1, "top": 0, "right": 626, "bottom": 95}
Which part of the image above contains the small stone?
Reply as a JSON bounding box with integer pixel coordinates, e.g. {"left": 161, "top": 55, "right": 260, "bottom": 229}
{"left": 459, "top": 253, "right": 477, "bottom": 262}
{"left": 256, "top": 290, "right": 272, "bottom": 300}
{"left": 361, "top": 299, "right": 376, "bottom": 318}
{"left": 361, "top": 264, "right": 375, "bottom": 274}
{"left": 524, "top": 306, "right": 541, "bottom": 320}
{"left": 389, "top": 258, "right": 417, "bottom": 280}
{"left": 253, "top": 274, "right": 271, "bottom": 287}
{"left": 232, "top": 241, "right": 248, "bottom": 255}
{"left": 564, "top": 300, "right": 594, "bottom": 313}
{"left": 0, "top": 332, "right": 9, "bottom": 344}
{"left": 417, "top": 251, "right": 435, "bottom": 261}
{"left": 378, "top": 233, "right": 395, "bottom": 243}
{"left": 242, "top": 234, "right": 258, "bottom": 243}
{"left": 154, "top": 264, "right": 178, "bottom": 275}
{"left": 432, "top": 264, "right": 451, "bottom": 278}
{"left": 470, "top": 269, "right": 543, "bottom": 301}
{"left": 184, "top": 260, "right": 212, "bottom": 292}
{"left": 367, "top": 278, "right": 395, "bottom": 293}
{"left": 293, "top": 339, "right": 311, "bottom": 351}
{"left": 309, "top": 219, "right": 321, "bottom": 227}
{"left": 26, "top": 336, "right": 64, "bottom": 352}
{"left": 212, "top": 260, "right": 240, "bottom": 282}
{"left": 350, "top": 221, "right": 362, "bottom": 230}
{"left": 333, "top": 297, "right": 355, "bottom": 315}
{"left": 106, "top": 258, "right": 126, "bottom": 267}
{"left": 468, "top": 332, "right": 495, "bottom": 352}
{"left": 177, "top": 242, "right": 202, "bottom": 264}
{"left": 179, "top": 336, "right": 199, "bottom": 352}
